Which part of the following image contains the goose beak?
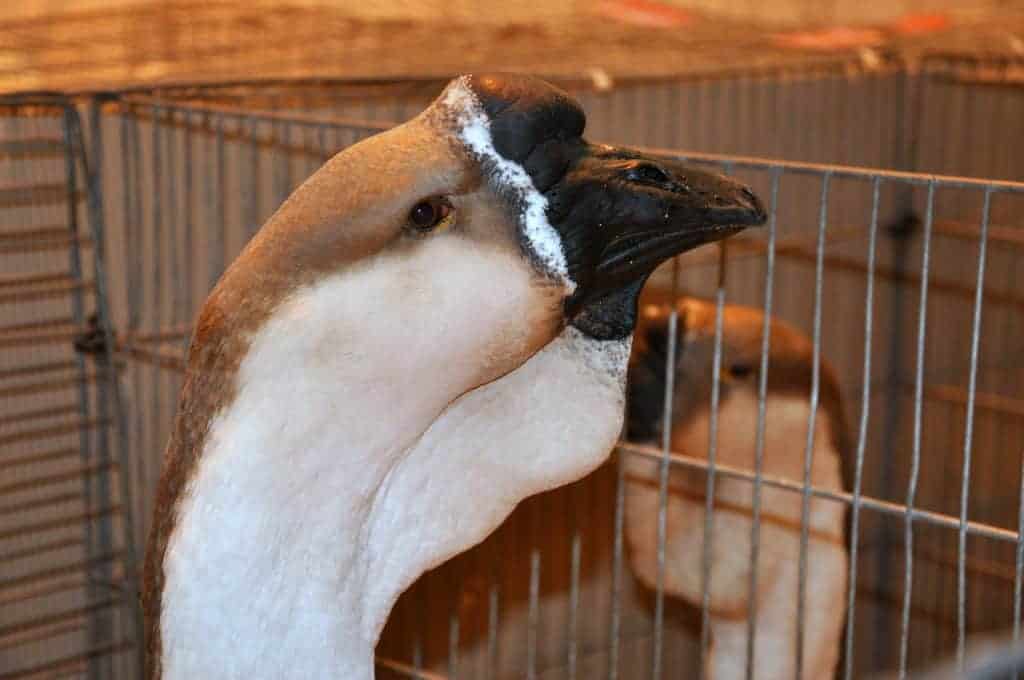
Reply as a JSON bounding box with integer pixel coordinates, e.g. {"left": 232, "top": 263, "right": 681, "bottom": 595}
{"left": 550, "top": 144, "right": 765, "bottom": 318}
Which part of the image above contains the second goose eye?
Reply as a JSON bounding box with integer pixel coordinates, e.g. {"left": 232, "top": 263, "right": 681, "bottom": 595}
{"left": 409, "top": 197, "right": 453, "bottom": 233}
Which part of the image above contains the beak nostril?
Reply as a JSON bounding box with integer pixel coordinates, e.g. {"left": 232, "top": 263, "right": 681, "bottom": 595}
{"left": 625, "top": 163, "right": 672, "bottom": 186}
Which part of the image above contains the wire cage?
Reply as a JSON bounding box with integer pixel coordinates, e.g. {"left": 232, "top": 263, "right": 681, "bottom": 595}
{"left": 0, "top": 95, "right": 141, "bottom": 679}
{"left": 3, "top": 51, "right": 1024, "bottom": 679}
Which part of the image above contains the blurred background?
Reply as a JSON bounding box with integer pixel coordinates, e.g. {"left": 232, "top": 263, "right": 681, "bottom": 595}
{"left": 1, "top": 0, "right": 1024, "bottom": 92}
{"left": 3, "top": 2, "right": 1024, "bottom": 680}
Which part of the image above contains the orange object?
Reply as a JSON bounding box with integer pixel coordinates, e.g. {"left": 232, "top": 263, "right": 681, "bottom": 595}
{"left": 891, "top": 12, "right": 951, "bottom": 35}
{"left": 595, "top": 0, "right": 694, "bottom": 29}
{"left": 774, "top": 26, "right": 885, "bottom": 51}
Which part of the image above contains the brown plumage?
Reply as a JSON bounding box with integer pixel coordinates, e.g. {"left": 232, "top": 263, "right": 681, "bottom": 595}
{"left": 624, "top": 294, "right": 851, "bottom": 680}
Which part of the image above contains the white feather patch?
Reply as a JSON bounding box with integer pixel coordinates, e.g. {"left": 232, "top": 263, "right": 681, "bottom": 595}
{"left": 438, "top": 76, "right": 575, "bottom": 292}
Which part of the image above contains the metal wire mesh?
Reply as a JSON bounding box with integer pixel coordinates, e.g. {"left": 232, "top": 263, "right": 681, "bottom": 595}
{"left": 0, "top": 95, "right": 141, "bottom": 680}
{"left": 3, "top": 53, "right": 1024, "bottom": 679}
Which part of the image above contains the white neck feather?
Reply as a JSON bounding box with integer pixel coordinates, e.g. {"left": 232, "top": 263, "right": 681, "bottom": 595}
{"left": 159, "top": 239, "right": 630, "bottom": 679}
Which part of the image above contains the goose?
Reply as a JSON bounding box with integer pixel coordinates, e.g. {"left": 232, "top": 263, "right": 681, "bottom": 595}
{"left": 141, "top": 73, "right": 765, "bottom": 680}
{"left": 625, "top": 296, "right": 851, "bottom": 680}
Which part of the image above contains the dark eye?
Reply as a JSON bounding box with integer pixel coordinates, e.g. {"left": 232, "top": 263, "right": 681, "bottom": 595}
{"left": 728, "top": 363, "right": 754, "bottom": 379}
{"left": 409, "top": 197, "right": 452, "bottom": 232}
{"left": 625, "top": 163, "right": 671, "bottom": 185}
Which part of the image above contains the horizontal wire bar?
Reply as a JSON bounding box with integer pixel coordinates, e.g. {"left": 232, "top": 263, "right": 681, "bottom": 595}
{"left": 0, "top": 622, "right": 86, "bottom": 653}
{"left": 840, "top": 381, "right": 1024, "bottom": 421}
{"left": 0, "top": 537, "right": 83, "bottom": 567}
{"left": 708, "top": 234, "right": 1024, "bottom": 311}
{"left": 0, "top": 506, "right": 121, "bottom": 543}
{"left": 0, "top": 279, "right": 95, "bottom": 305}
{"left": 91, "top": 94, "right": 1024, "bottom": 195}
{"left": 0, "top": 461, "right": 118, "bottom": 496}
{"left": 0, "top": 375, "right": 98, "bottom": 399}
{"left": 0, "top": 492, "right": 81, "bottom": 517}
{"left": 0, "top": 639, "right": 133, "bottom": 680}
{"left": 0, "top": 319, "right": 74, "bottom": 338}
{"left": 0, "top": 138, "right": 66, "bottom": 159}
{"left": 616, "top": 443, "right": 1020, "bottom": 543}
{"left": 0, "top": 225, "right": 68, "bottom": 241}
{"left": 639, "top": 146, "right": 1024, "bottom": 194}
{"left": 0, "top": 418, "right": 110, "bottom": 448}
{"left": 3, "top": 447, "right": 78, "bottom": 470}
{"left": 0, "top": 597, "right": 122, "bottom": 642}
{"left": 0, "top": 236, "right": 91, "bottom": 255}
{"left": 924, "top": 383, "right": 1024, "bottom": 419}
{"left": 0, "top": 578, "right": 123, "bottom": 609}
{"left": 120, "top": 94, "right": 393, "bottom": 133}
{"left": 934, "top": 219, "right": 1024, "bottom": 248}
{"left": 124, "top": 324, "right": 192, "bottom": 343}
{"left": 0, "top": 551, "right": 123, "bottom": 593}
{"left": 0, "top": 403, "right": 79, "bottom": 427}
{"left": 0, "top": 183, "right": 80, "bottom": 208}
{"left": 0, "top": 272, "right": 72, "bottom": 289}
{"left": 116, "top": 343, "right": 186, "bottom": 372}
{"left": 0, "top": 330, "right": 93, "bottom": 350}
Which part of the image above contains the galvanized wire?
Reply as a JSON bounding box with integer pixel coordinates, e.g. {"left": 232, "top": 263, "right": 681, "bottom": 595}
{"left": 745, "top": 168, "right": 781, "bottom": 680}
{"left": 843, "top": 176, "right": 882, "bottom": 680}
{"left": 957, "top": 189, "right": 993, "bottom": 669}
{"left": 796, "top": 170, "right": 831, "bottom": 680}
{"left": 651, "top": 309, "right": 678, "bottom": 680}
{"left": 898, "top": 181, "right": 936, "bottom": 679}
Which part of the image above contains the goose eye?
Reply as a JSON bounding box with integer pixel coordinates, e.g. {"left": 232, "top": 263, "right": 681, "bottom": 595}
{"left": 409, "top": 197, "right": 452, "bottom": 233}
{"left": 728, "top": 363, "right": 754, "bottom": 380}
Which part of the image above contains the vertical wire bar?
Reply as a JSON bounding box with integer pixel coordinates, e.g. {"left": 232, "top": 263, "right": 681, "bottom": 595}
{"left": 699, "top": 249, "right": 728, "bottom": 679}
{"left": 874, "top": 74, "right": 916, "bottom": 669}
{"left": 125, "top": 107, "right": 147, "bottom": 527}
{"left": 245, "top": 116, "right": 259, "bottom": 236}
{"left": 448, "top": 598, "right": 459, "bottom": 680}
{"left": 412, "top": 584, "right": 425, "bottom": 674}
{"left": 317, "top": 121, "right": 329, "bottom": 165}
{"left": 709, "top": 79, "right": 721, "bottom": 151}
{"left": 957, "top": 188, "right": 992, "bottom": 669}
{"left": 273, "top": 121, "right": 288, "bottom": 207}
{"left": 843, "top": 177, "right": 882, "bottom": 680}
{"left": 567, "top": 491, "right": 581, "bottom": 680}
{"left": 667, "top": 80, "right": 681, "bottom": 149}
{"left": 744, "top": 169, "right": 781, "bottom": 679}
{"left": 793, "top": 73, "right": 807, "bottom": 162}
{"left": 694, "top": 80, "right": 707, "bottom": 151}
{"left": 651, "top": 310, "right": 679, "bottom": 680}
{"left": 149, "top": 105, "right": 164, "bottom": 515}
{"left": 165, "top": 110, "right": 181, "bottom": 333}
{"left": 898, "top": 181, "right": 936, "bottom": 679}
{"left": 281, "top": 122, "right": 293, "bottom": 195}
{"left": 208, "top": 113, "right": 226, "bottom": 290}
{"left": 89, "top": 99, "right": 134, "bottom": 680}
{"left": 486, "top": 543, "right": 500, "bottom": 680}
{"left": 796, "top": 171, "right": 831, "bottom": 680}
{"left": 63, "top": 104, "right": 102, "bottom": 680}
{"left": 527, "top": 546, "right": 541, "bottom": 680}
{"left": 608, "top": 451, "right": 627, "bottom": 680}
{"left": 83, "top": 98, "right": 145, "bottom": 677}
{"left": 182, "top": 112, "right": 194, "bottom": 322}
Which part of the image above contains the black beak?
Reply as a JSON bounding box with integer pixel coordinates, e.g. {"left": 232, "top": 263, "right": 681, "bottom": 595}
{"left": 446, "top": 72, "right": 764, "bottom": 339}
{"left": 547, "top": 144, "right": 765, "bottom": 323}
